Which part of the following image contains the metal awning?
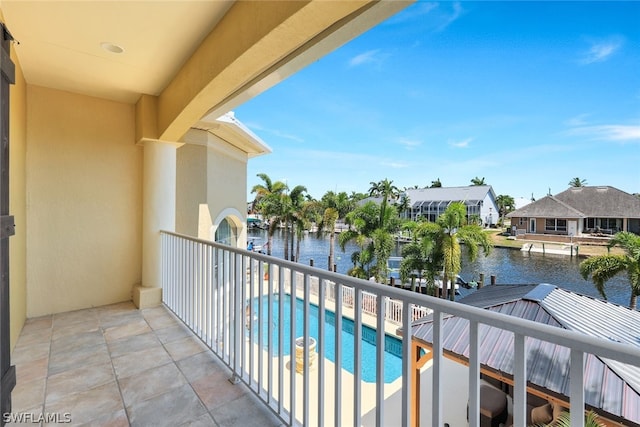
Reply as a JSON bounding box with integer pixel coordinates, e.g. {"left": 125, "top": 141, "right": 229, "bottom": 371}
{"left": 409, "top": 284, "right": 640, "bottom": 424}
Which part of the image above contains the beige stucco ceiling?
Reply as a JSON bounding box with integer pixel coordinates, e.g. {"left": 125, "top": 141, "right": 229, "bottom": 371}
{"left": 1, "top": 0, "right": 233, "bottom": 103}
{"left": 1, "top": 1, "right": 412, "bottom": 141}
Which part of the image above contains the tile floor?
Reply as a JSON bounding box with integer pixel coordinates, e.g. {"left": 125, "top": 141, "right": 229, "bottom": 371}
{"left": 9, "top": 302, "right": 284, "bottom": 426}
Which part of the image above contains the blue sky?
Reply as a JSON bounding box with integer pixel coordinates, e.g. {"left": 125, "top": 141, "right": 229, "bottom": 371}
{"left": 237, "top": 1, "right": 640, "bottom": 203}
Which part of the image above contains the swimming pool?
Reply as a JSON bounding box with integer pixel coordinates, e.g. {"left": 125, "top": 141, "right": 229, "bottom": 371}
{"left": 249, "top": 294, "right": 403, "bottom": 383}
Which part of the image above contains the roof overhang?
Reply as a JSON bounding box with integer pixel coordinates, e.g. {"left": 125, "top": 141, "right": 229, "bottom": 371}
{"left": 193, "top": 112, "right": 272, "bottom": 158}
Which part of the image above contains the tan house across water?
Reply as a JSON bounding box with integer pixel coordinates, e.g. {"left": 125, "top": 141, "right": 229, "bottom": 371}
{"left": 507, "top": 186, "right": 640, "bottom": 239}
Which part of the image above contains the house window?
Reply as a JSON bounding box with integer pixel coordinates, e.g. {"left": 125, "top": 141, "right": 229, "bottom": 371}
{"left": 545, "top": 218, "right": 567, "bottom": 232}
{"left": 601, "top": 218, "right": 622, "bottom": 231}
{"left": 215, "top": 218, "right": 237, "bottom": 246}
{"left": 584, "top": 218, "right": 622, "bottom": 233}
{"left": 518, "top": 217, "right": 527, "bottom": 226}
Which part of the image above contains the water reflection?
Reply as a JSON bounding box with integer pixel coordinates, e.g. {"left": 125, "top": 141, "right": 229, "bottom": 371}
{"left": 249, "top": 229, "right": 633, "bottom": 309}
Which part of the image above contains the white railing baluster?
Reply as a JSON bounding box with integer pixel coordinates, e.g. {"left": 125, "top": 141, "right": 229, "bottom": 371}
{"left": 334, "top": 282, "right": 343, "bottom": 427}
{"left": 216, "top": 247, "right": 222, "bottom": 354}
{"left": 402, "top": 300, "right": 412, "bottom": 427}
{"left": 256, "top": 259, "right": 263, "bottom": 394}
{"left": 247, "top": 257, "right": 254, "bottom": 388}
{"left": 570, "top": 349, "right": 586, "bottom": 427}
{"left": 289, "top": 267, "right": 296, "bottom": 426}
{"left": 375, "top": 294, "right": 385, "bottom": 427}
{"left": 513, "top": 333, "right": 527, "bottom": 427}
{"left": 197, "top": 242, "right": 203, "bottom": 336}
{"left": 468, "top": 320, "right": 480, "bottom": 427}
{"left": 317, "top": 278, "right": 326, "bottom": 427}
{"left": 303, "top": 273, "right": 311, "bottom": 427}
{"left": 432, "top": 309, "right": 442, "bottom": 427}
{"left": 238, "top": 253, "right": 245, "bottom": 375}
{"left": 232, "top": 252, "right": 242, "bottom": 381}
{"left": 267, "top": 267, "right": 274, "bottom": 403}
{"left": 354, "top": 288, "right": 362, "bottom": 427}
{"left": 278, "top": 262, "right": 285, "bottom": 417}
{"left": 222, "top": 249, "right": 228, "bottom": 363}
{"left": 188, "top": 240, "right": 194, "bottom": 329}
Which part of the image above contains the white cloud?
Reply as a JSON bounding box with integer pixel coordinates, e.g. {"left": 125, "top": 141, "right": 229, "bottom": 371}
{"left": 381, "top": 161, "right": 410, "bottom": 169}
{"left": 348, "top": 49, "right": 382, "bottom": 68}
{"left": 448, "top": 137, "right": 473, "bottom": 148}
{"left": 244, "top": 121, "right": 304, "bottom": 143}
{"left": 298, "top": 149, "right": 381, "bottom": 165}
{"left": 435, "top": 2, "right": 463, "bottom": 32}
{"left": 385, "top": 2, "right": 439, "bottom": 25}
{"left": 396, "top": 137, "right": 422, "bottom": 150}
{"left": 580, "top": 36, "right": 623, "bottom": 65}
{"left": 564, "top": 114, "right": 591, "bottom": 127}
{"left": 269, "top": 129, "right": 305, "bottom": 143}
{"left": 566, "top": 124, "right": 640, "bottom": 142}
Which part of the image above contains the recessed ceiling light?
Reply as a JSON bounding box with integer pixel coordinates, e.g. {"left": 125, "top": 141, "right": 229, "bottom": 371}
{"left": 100, "top": 42, "right": 124, "bottom": 54}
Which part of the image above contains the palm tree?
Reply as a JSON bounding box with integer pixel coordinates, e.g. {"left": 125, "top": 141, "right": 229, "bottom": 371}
{"left": 337, "top": 191, "right": 355, "bottom": 218}
{"left": 338, "top": 200, "right": 399, "bottom": 282}
{"left": 580, "top": 231, "right": 640, "bottom": 309}
{"left": 369, "top": 178, "right": 400, "bottom": 228}
{"left": 251, "top": 173, "right": 287, "bottom": 255}
{"left": 293, "top": 199, "right": 317, "bottom": 263}
{"left": 339, "top": 202, "right": 379, "bottom": 279}
{"left": 262, "top": 192, "right": 290, "bottom": 258}
{"left": 321, "top": 190, "right": 354, "bottom": 219}
{"left": 495, "top": 194, "right": 515, "bottom": 229}
{"left": 430, "top": 178, "right": 442, "bottom": 188}
{"left": 437, "top": 202, "right": 492, "bottom": 300}
{"left": 318, "top": 191, "right": 354, "bottom": 270}
{"left": 470, "top": 176, "right": 485, "bottom": 186}
{"left": 395, "top": 193, "right": 411, "bottom": 219}
{"left": 399, "top": 221, "right": 440, "bottom": 293}
{"left": 349, "top": 191, "right": 367, "bottom": 203}
{"left": 568, "top": 177, "right": 587, "bottom": 187}
{"left": 317, "top": 206, "right": 339, "bottom": 270}
{"left": 251, "top": 173, "right": 287, "bottom": 205}
{"left": 284, "top": 184, "right": 307, "bottom": 261}
{"left": 372, "top": 227, "right": 395, "bottom": 282}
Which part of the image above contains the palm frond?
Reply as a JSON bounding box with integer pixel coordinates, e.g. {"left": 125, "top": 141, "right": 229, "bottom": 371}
{"left": 553, "top": 410, "right": 604, "bottom": 427}
{"left": 579, "top": 254, "right": 628, "bottom": 300}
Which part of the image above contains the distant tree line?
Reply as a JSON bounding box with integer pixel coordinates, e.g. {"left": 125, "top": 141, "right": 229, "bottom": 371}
{"left": 250, "top": 173, "right": 640, "bottom": 307}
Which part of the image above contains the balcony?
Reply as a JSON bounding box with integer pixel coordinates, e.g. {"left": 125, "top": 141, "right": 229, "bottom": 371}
{"left": 9, "top": 302, "right": 282, "bottom": 426}
{"left": 10, "top": 231, "right": 640, "bottom": 426}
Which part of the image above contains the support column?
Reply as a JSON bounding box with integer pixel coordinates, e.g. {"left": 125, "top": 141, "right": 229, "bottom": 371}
{"left": 134, "top": 139, "right": 182, "bottom": 309}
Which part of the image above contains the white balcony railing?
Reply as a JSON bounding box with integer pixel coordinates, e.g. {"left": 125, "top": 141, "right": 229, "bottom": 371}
{"left": 160, "top": 231, "right": 640, "bottom": 427}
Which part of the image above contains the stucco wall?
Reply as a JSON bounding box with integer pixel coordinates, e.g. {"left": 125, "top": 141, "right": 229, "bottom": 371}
{"left": 176, "top": 143, "right": 207, "bottom": 237}
{"left": 176, "top": 129, "right": 249, "bottom": 245}
{"left": 26, "top": 86, "right": 142, "bottom": 316}
{"left": 9, "top": 44, "right": 27, "bottom": 349}
{"left": 207, "top": 142, "right": 247, "bottom": 246}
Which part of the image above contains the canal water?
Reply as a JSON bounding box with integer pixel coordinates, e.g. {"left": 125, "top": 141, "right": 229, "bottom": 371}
{"left": 247, "top": 228, "right": 634, "bottom": 309}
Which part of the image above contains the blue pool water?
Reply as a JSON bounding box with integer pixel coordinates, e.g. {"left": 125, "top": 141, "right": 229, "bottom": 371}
{"left": 249, "top": 294, "right": 403, "bottom": 383}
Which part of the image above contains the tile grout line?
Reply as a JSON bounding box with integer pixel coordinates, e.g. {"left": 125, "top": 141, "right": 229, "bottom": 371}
{"left": 39, "top": 314, "right": 54, "bottom": 427}
{"left": 99, "top": 309, "right": 133, "bottom": 427}
{"left": 145, "top": 306, "right": 219, "bottom": 426}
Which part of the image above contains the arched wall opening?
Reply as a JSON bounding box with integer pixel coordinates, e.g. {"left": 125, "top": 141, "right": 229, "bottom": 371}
{"left": 211, "top": 207, "right": 245, "bottom": 247}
